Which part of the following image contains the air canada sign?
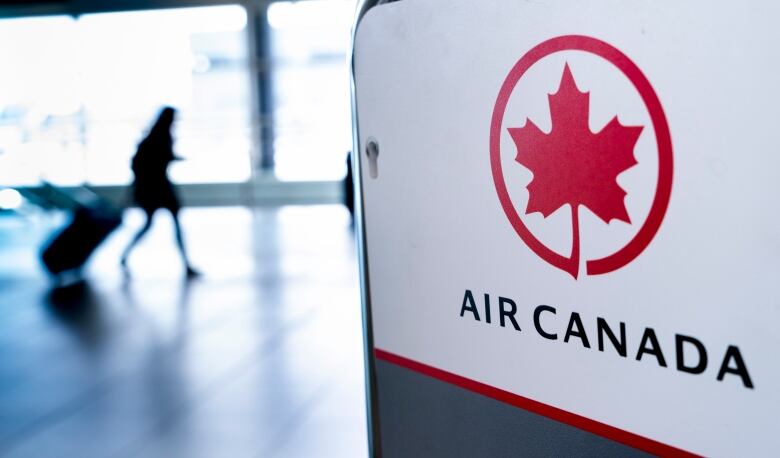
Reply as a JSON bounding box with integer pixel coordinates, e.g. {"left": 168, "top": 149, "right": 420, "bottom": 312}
{"left": 459, "top": 290, "right": 753, "bottom": 389}
{"left": 478, "top": 35, "right": 753, "bottom": 389}
{"left": 357, "top": 3, "right": 780, "bottom": 454}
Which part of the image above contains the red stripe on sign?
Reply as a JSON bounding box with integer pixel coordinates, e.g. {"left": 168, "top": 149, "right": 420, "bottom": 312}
{"left": 374, "top": 348, "right": 699, "bottom": 458}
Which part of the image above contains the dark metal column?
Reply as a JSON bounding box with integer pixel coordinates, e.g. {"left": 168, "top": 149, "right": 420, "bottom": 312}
{"left": 248, "top": 0, "right": 275, "bottom": 172}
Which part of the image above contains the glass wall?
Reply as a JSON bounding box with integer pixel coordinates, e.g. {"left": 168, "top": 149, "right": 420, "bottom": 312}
{"left": 0, "top": 1, "right": 355, "bottom": 187}
{"left": 269, "top": 0, "right": 354, "bottom": 181}
{"left": 0, "top": 5, "right": 252, "bottom": 186}
{"left": 0, "top": 16, "right": 80, "bottom": 186}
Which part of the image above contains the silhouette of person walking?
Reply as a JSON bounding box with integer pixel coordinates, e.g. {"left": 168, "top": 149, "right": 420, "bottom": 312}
{"left": 120, "top": 107, "right": 199, "bottom": 277}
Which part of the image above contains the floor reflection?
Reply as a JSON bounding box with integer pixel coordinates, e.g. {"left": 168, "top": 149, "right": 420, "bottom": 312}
{"left": 44, "top": 280, "right": 108, "bottom": 352}
{"left": 0, "top": 206, "right": 367, "bottom": 458}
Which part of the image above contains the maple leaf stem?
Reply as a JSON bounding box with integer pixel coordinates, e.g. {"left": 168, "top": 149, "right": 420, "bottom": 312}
{"left": 570, "top": 204, "right": 581, "bottom": 278}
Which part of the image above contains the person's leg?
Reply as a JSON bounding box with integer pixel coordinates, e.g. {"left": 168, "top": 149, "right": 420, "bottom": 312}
{"left": 120, "top": 209, "right": 155, "bottom": 268}
{"left": 170, "top": 208, "right": 199, "bottom": 277}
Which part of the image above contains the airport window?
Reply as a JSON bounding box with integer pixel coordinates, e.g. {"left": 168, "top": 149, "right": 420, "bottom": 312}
{"left": 268, "top": 0, "right": 354, "bottom": 181}
{"left": 0, "top": 15, "right": 80, "bottom": 186}
{"left": 0, "top": 5, "right": 253, "bottom": 186}
{"left": 0, "top": 0, "right": 355, "bottom": 191}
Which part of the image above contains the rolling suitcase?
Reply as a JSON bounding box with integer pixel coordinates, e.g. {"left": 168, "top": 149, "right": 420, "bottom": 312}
{"left": 40, "top": 186, "right": 122, "bottom": 275}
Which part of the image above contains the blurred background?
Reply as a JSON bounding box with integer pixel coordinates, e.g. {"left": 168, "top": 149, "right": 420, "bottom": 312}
{"left": 0, "top": 0, "right": 366, "bottom": 456}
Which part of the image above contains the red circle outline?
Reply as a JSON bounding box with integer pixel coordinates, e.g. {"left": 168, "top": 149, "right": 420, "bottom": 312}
{"left": 490, "top": 35, "right": 673, "bottom": 277}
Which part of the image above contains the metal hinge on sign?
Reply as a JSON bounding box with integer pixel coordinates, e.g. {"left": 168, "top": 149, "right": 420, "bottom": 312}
{"left": 366, "top": 138, "right": 379, "bottom": 179}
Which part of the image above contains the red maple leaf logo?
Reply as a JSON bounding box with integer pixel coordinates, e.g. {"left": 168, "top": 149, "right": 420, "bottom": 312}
{"left": 508, "top": 63, "right": 643, "bottom": 278}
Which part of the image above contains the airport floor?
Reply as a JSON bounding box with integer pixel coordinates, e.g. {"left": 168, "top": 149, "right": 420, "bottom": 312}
{"left": 0, "top": 205, "right": 368, "bottom": 458}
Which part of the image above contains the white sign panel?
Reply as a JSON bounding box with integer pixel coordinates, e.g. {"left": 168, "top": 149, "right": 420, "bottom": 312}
{"left": 355, "top": 1, "right": 779, "bottom": 456}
